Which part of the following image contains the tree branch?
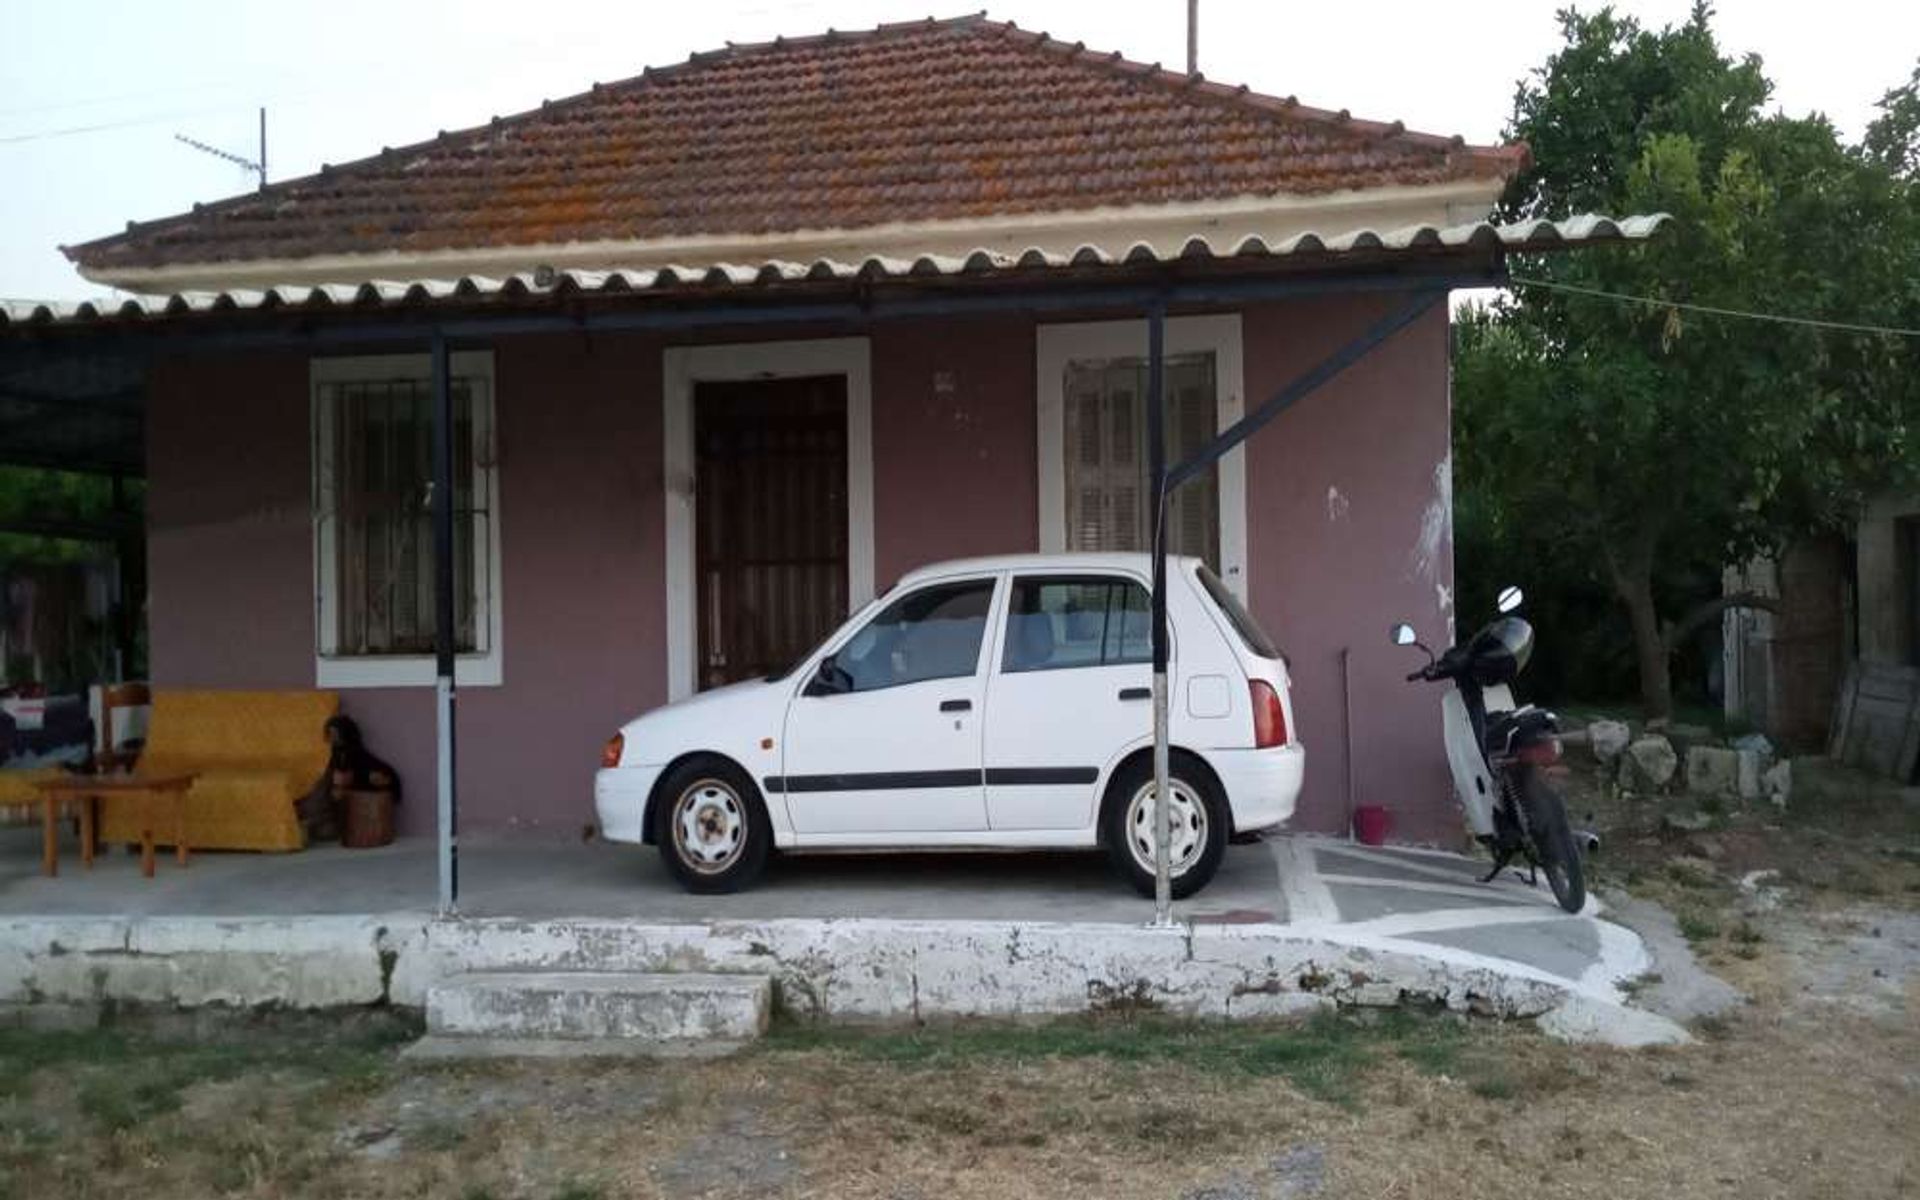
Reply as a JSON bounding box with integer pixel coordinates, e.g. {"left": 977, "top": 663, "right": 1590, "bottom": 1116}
{"left": 1664, "top": 590, "right": 1780, "bottom": 651}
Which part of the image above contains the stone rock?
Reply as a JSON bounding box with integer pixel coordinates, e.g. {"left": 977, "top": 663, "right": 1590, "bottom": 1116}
{"left": 1732, "top": 732, "right": 1776, "bottom": 759}
{"left": 1589, "top": 719, "right": 1632, "bottom": 763}
{"left": 1738, "top": 868, "right": 1786, "bottom": 913}
{"left": 1182, "top": 1144, "right": 1328, "bottom": 1200}
{"left": 1686, "top": 746, "right": 1741, "bottom": 797}
{"left": 1662, "top": 809, "right": 1714, "bottom": 834}
{"left": 1269, "top": 1144, "right": 1328, "bottom": 1199}
{"left": 1763, "top": 760, "right": 1792, "bottom": 809}
{"left": 1682, "top": 834, "right": 1725, "bottom": 861}
{"left": 1736, "top": 750, "right": 1765, "bottom": 800}
{"left": 1621, "top": 736, "right": 1679, "bottom": 790}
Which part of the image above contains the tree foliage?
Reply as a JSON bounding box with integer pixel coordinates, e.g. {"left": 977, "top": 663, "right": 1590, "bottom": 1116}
{"left": 1455, "top": 4, "right": 1920, "bottom": 718}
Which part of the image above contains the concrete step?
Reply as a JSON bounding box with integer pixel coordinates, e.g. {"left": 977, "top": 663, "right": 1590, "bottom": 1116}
{"left": 424, "top": 971, "right": 771, "bottom": 1048}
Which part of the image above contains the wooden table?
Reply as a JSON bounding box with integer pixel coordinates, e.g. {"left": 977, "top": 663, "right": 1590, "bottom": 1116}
{"left": 32, "top": 774, "right": 196, "bottom": 878}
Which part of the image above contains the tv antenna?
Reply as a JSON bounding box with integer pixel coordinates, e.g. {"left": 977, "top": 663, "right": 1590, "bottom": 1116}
{"left": 175, "top": 106, "right": 267, "bottom": 190}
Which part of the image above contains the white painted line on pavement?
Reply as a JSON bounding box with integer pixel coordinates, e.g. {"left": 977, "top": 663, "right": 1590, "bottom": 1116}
{"left": 1271, "top": 836, "right": 1336, "bottom": 925}
{"left": 1314, "top": 844, "right": 1498, "bottom": 888}
{"left": 1334, "top": 904, "right": 1580, "bottom": 940}
{"left": 1316, "top": 872, "right": 1558, "bottom": 907}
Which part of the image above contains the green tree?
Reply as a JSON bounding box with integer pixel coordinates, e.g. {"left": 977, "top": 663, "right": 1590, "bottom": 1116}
{"left": 1457, "top": 5, "right": 1920, "bottom": 718}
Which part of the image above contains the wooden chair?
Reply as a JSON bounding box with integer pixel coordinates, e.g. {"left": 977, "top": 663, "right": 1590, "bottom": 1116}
{"left": 96, "top": 682, "right": 151, "bottom": 774}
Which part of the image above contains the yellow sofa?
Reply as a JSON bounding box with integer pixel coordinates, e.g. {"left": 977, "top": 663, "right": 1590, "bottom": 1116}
{"left": 97, "top": 690, "right": 338, "bottom": 852}
{"left": 0, "top": 767, "right": 64, "bottom": 823}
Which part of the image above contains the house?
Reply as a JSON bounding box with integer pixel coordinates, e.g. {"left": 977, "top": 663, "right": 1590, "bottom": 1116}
{"left": 3, "top": 15, "right": 1656, "bottom": 847}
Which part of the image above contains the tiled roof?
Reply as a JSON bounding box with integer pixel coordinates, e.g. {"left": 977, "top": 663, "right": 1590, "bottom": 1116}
{"left": 9, "top": 216, "right": 1664, "bottom": 331}
{"left": 65, "top": 13, "right": 1525, "bottom": 276}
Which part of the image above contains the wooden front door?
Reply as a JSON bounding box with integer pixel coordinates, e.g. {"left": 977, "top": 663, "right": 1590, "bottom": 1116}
{"left": 694, "top": 375, "right": 849, "bottom": 689}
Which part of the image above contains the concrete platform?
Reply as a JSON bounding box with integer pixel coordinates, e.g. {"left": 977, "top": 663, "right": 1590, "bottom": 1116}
{"left": 0, "top": 825, "right": 1686, "bottom": 1045}
{"left": 426, "top": 970, "right": 771, "bottom": 1045}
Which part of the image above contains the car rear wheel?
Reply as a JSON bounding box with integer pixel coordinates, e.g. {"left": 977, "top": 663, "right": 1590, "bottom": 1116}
{"left": 1101, "top": 754, "right": 1228, "bottom": 899}
{"left": 654, "top": 756, "right": 772, "bottom": 894}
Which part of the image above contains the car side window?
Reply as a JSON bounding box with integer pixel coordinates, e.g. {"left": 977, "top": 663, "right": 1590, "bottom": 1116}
{"left": 1002, "top": 576, "right": 1151, "bottom": 673}
{"left": 836, "top": 579, "right": 996, "bottom": 692}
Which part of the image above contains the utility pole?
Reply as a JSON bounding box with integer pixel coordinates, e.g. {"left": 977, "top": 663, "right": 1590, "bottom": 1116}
{"left": 1187, "top": 0, "right": 1199, "bottom": 74}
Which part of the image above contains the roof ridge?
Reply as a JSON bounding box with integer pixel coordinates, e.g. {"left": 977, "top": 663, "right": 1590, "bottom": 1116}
{"left": 962, "top": 15, "right": 1518, "bottom": 165}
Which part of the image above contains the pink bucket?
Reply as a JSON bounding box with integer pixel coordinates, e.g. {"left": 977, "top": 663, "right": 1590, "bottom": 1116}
{"left": 1352, "top": 805, "right": 1392, "bottom": 846}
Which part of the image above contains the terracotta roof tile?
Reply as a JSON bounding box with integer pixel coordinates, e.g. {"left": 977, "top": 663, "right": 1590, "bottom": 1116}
{"left": 66, "top": 14, "right": 1524, "bottom": 274}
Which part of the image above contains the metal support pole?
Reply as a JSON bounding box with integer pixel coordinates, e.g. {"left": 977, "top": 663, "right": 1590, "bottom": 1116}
{"left": 1186, "top": 0, "right": 1199, "bottom": 75}
{"left": 1147, "top": 302, "right": 1173, "bottom": 927}
{"left": 430, "top": 332, "right": 458, "bottom": 915}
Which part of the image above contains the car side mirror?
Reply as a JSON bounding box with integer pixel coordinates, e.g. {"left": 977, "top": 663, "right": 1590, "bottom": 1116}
{"left": 1390, "top": 622, "right": 1418, "bottom": 646}
{"left": 804, "top": 655, "right": 851, "bottom": 697}
{"left": 1497, "top": 585, "right": 1524, "bottom": 614}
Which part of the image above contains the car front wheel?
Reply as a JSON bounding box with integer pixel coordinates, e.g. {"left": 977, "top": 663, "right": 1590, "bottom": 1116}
{"left": 1101, "top": 754, "right": 1228, "bottom": 899}
{"left": 653, "top": 756, "right": 772, "bottom": 894}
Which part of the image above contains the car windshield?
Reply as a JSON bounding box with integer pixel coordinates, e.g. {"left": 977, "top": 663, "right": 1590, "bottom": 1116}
{"left": 1195, "top": 564, "right": 1281, "bottom": 659}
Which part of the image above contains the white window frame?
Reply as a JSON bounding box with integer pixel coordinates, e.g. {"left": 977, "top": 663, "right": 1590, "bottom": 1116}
{"left": 1035, "top": 314, "right": 1248, "bottom": 600}
{"left": 662, "top": 337, "right": 874, "bottom": 702}
{"left": 310, "top": 351, "right": 504, "bottom": 688}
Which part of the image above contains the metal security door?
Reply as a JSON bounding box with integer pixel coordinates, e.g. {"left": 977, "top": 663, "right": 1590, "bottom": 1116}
{"left": 694, "top": 375, "right": 848, "bottom": 689}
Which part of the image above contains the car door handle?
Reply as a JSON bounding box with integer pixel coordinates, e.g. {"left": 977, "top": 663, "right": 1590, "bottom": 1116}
{"left": 939, "top": 699, "right": 972, "bottom": 713}
{"left": 1118, "top": 687, "right": 1151, "bottom": 701}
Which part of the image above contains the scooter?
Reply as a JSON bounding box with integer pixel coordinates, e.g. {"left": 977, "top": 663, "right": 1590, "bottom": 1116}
{"left": 1391, "top": 587, "right": 1590, "bottom": 914}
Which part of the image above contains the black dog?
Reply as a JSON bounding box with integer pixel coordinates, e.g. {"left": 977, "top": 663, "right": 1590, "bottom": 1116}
{"left": 326, "top": 715, "right": 401, "bottom": 804}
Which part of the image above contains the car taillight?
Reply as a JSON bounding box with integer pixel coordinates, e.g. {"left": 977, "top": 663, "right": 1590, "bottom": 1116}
{"left": 1251, "top": 680, "right": 1288, "bottom": 748}
{"left": 600, "top": 733, "right": 624, "bottom": 769}
{"left": 1514, "top": 738, "right": 1562, "bottom": 766}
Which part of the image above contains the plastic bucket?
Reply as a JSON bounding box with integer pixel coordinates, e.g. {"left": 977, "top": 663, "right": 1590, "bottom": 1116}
{"left": 1352, "top": 804, "right": 1392, "bottom": 846}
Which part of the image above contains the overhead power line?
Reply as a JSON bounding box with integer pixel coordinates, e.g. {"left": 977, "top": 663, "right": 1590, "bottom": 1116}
{"left": 1506, "top": 275, "right": 1920, "bottom": 339}
{"left": 0, "top": 102, "right": 250, "bottom": 145}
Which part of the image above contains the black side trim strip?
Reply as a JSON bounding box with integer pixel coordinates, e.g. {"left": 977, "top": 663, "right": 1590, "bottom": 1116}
{"left": 763, "top": 769, "right": 982, "bottom": 794}
{"left": 984, "top": 767, "right": 1100, "bottom": 786}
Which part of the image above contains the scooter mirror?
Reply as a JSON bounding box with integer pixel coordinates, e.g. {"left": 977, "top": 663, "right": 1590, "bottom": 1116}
{"left": 1390, "top": 622, "right": 1418, "bottom": 646}
{"left": 1496, "top": 586, "right": 1524, "bottom": 613}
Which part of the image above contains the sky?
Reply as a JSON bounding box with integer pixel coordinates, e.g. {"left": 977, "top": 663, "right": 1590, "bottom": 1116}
{"left": 3, "top": 0, "right": 1916, "bottom": 300}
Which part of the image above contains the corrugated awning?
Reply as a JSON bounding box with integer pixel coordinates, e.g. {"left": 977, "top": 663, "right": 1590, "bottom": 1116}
{"left": 4, "top": 214, "right": 1664, "bottom": 330}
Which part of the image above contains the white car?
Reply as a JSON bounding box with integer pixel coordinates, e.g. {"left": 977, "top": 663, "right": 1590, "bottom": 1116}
{"left": 595, "top": 553, "right": 1303, "bottom": 896}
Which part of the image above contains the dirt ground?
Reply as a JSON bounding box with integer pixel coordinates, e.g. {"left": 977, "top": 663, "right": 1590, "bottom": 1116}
{"left": 2, "top": 757, "right": 1915, "bottom": 1200}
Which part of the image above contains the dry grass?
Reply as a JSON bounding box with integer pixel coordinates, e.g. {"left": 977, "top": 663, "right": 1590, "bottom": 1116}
{"left": 2, "top": 997, "right": 1914, "bottom": 1199}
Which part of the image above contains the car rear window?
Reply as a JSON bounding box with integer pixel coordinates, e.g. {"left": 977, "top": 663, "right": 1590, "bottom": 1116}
{"left": 1195, "top": 565, "right": 1281, "bottom": 659}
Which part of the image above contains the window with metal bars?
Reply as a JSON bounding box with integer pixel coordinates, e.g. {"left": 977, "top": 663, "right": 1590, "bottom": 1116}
{"left": 1062, "top": 352, "right": 1220, "bottom": 569}
{"left": 311, "top": 355, "right": 496, "bottom": 673}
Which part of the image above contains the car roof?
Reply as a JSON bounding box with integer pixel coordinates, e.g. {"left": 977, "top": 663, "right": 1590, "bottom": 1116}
{"left": 891, "top": 552, "right": 1203, "bottom": 589}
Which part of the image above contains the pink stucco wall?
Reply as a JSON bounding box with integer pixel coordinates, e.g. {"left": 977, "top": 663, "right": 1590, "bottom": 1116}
{"left": 872, "top": 317, "right": 1039, "bottom": 582}
{"left": 1242, "top": 297, "right": 1456, "bottom": 844}
{"left": 144, "top": 299, "right": 1456, "bottom": 844}
{"left": 149, "top": 335, "right": 668, "bottom": 837}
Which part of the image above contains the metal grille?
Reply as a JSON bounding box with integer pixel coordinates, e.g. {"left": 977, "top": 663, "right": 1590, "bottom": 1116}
{"left": 1063, "top": 352, "right": 1219, "bottom": 568}
{"left": 317, "top": 377, "right": 491, "bottom": 656}
{"left": 695, "top": 376, "right": 849, "bottom": 688}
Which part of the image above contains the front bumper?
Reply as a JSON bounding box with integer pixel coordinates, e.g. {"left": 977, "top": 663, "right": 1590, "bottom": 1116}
{"left": 1207, "top": 743, "right": 1304, "bottom": 833}
{"left": 593, "top": 764, "right": 664, "bottom": 844}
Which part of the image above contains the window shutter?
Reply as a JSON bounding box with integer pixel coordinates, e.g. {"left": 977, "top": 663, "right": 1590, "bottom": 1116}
{"left": 1061, "top": 352, "right": 1220, "bottom": 570}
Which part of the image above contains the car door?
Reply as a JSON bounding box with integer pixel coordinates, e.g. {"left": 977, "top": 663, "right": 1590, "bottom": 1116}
{"left": 776, "top": 575, "right": 1000, "bottom": 835}
{"left": 982, "top": 574, "right": 1160, "bottom": 831}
